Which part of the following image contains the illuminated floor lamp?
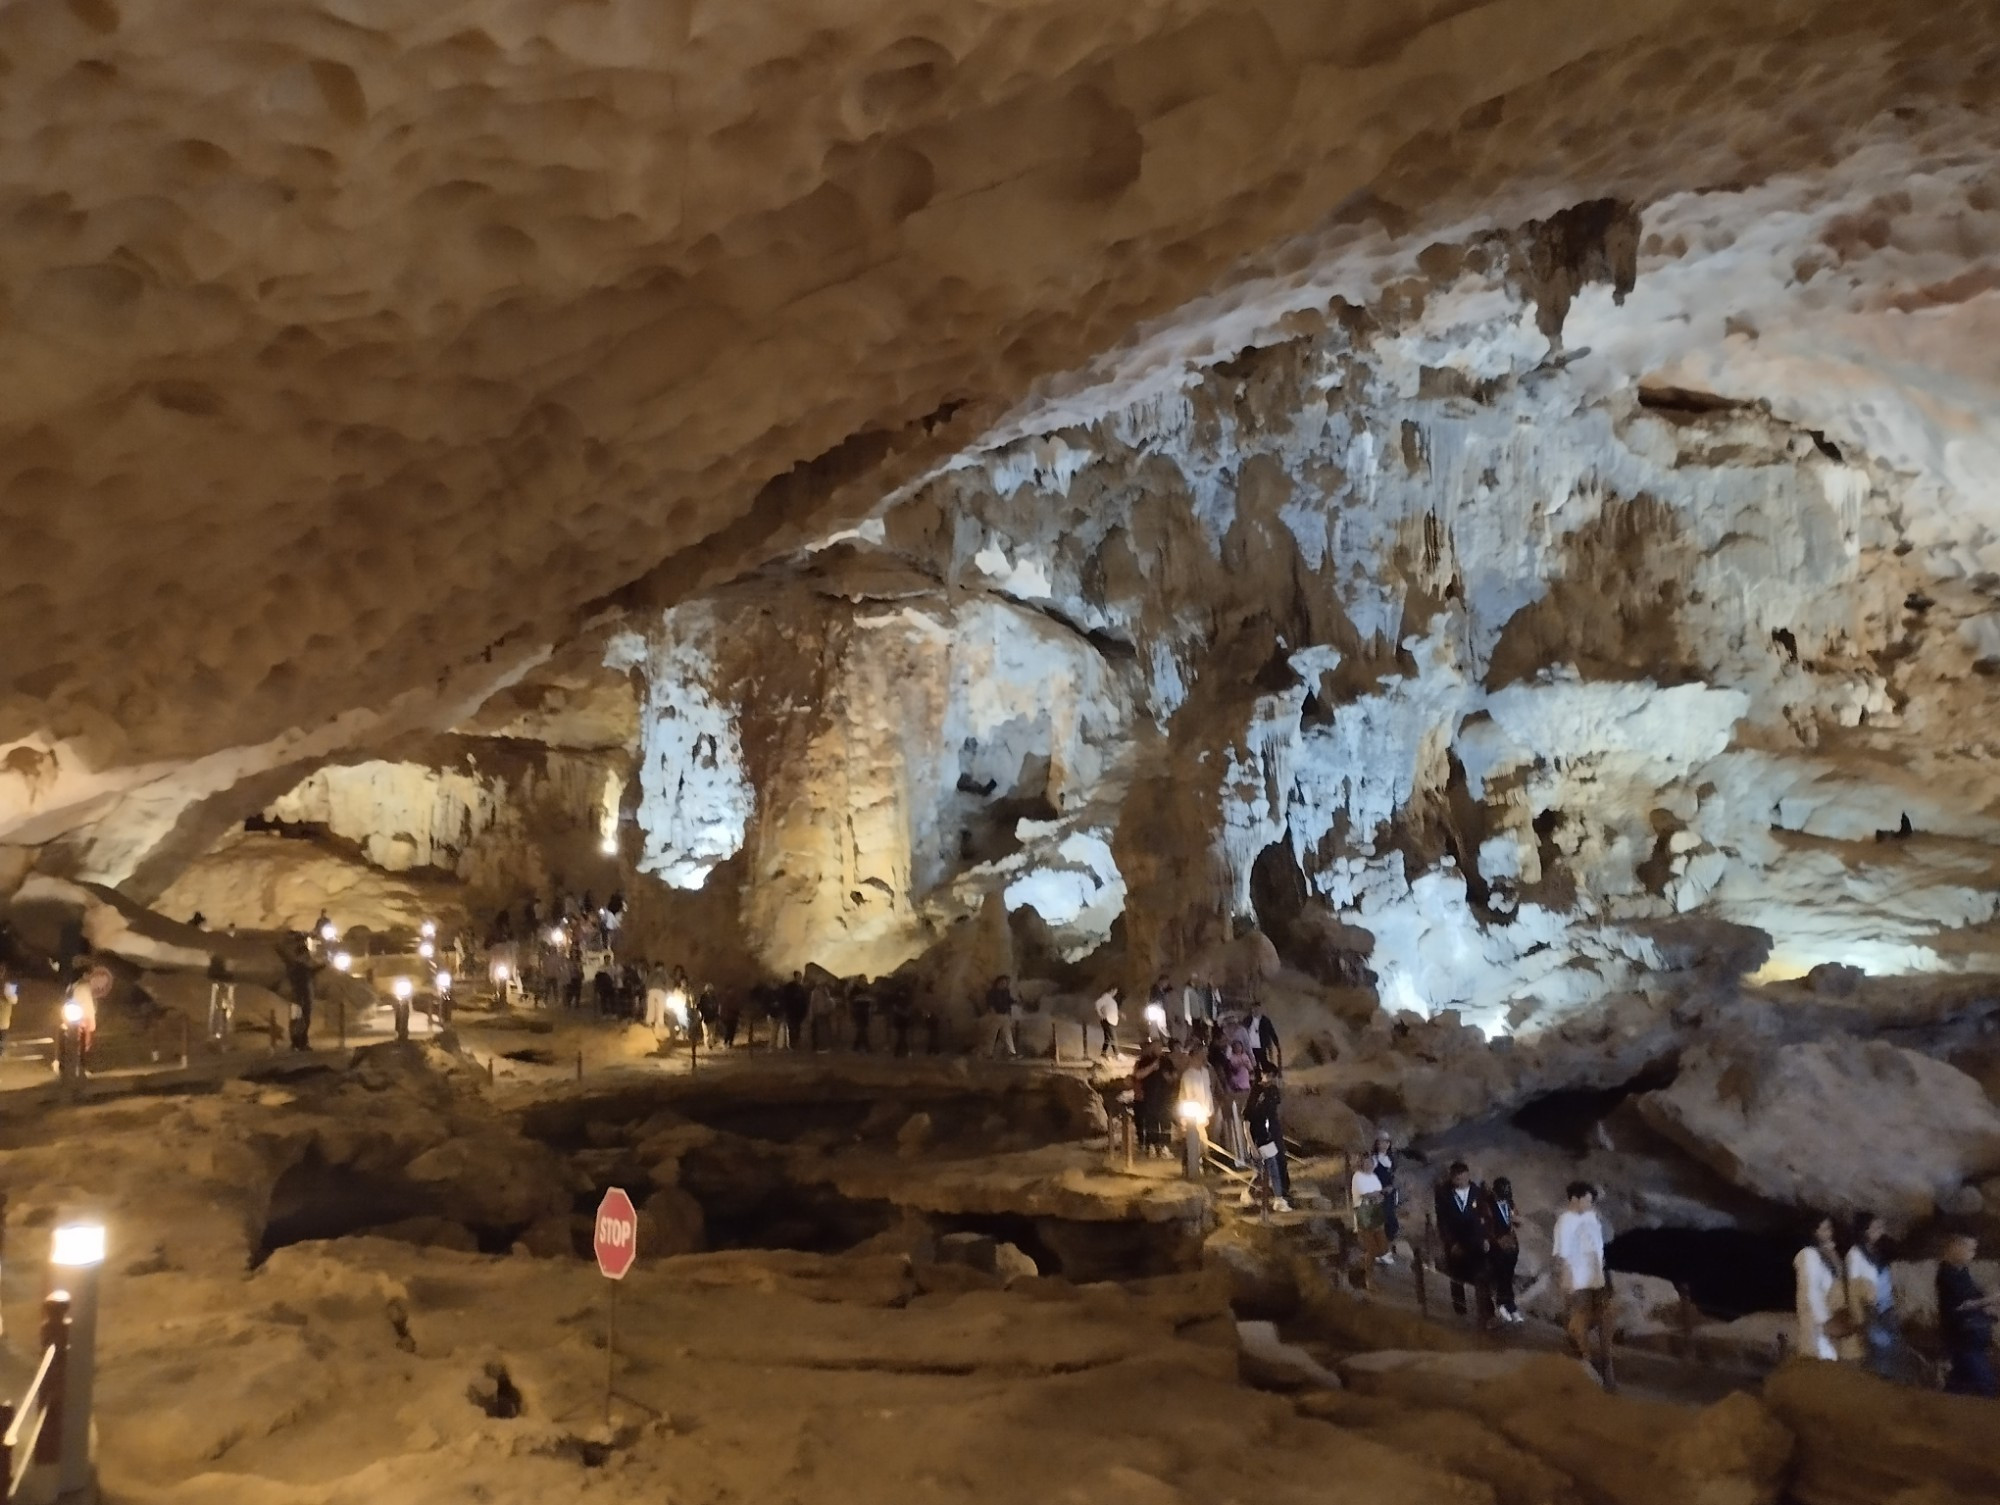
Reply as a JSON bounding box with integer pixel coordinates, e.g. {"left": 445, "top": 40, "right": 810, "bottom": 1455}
{"left": 49, "top": 1219, "right": 104, "bottom": 1499}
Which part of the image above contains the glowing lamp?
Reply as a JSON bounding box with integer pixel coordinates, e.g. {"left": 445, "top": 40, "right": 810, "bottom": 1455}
{"left": 319, "top": 922, "right": 337, "bottom": 942}
{"left": 600, "top": 834, "right": 619, "bottom": 855}
{"left": 435, "top": 972, "right": 452, "bottom": 992}
{"left": 417, "top": 940, "right": 435, "bottom": 960}
{"left": 548, "top": 928, "right": 565, "bottom": 946}
{"left": 61, "top": 1001, "right": 82, "bottom": 1026}
{"left": 332, "top": 951, "right": 352, "bottom": 973}
{"left": 51, "top": 1223, "right": 106, "bottom": 1267}
{"left": 492, "top": 962, "right": 510, "bottom": 984}
{"left": 1176, "top": 1100, "right": 1211, "bottom": 1126}
{"left": 420, "top": 920, "right": 437, "bottom": 940}
{"left": 391, "top": 976, "right": 414, "bottom": 1001}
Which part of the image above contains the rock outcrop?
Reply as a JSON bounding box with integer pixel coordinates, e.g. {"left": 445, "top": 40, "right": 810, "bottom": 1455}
{"left": 1638, "top": 1038, "right": 2000, "bottom": 1220}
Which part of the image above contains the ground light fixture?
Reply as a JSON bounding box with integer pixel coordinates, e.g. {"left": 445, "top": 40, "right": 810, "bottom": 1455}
{"left": 332, "top": 951, "right": 352, "bottom": 973}
{"left": 435, "top": 972, "right": 452, "bottom": 992}
{"left": 549, "top": 928, "right": 565, "bottom": 946}
{"left": 50, "top": 1223, "right": 105, "bottom": 1268}
{"left": 319, "top": 921, "right": 337, "bottom": 943}
{"left": 417, "top": 940, "right": 435, "bottom": 960}
{"left": 60, "top": 1000, "right": 82, "bottom": 1026}
{"left": 391, "top": 976, "right": 414, "bottom": 1001}
{"left": 492, "top": 962, "right": 510, "bottom": 984}
{"left": 601, "top": 835, "right": 619, "bottom": 855}
{"left": 420, "top": 920, "right": 436, "bottom": 939}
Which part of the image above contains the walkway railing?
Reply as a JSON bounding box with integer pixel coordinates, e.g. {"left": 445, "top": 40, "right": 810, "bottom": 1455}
{"left": 0, "top": 1293, "right": 70, "bottom": 1503}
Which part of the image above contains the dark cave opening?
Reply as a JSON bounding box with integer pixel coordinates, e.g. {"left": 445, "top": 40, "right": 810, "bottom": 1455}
{"left": 1607, "top": 1226, "right": 1799, "bottom": 1320}
{"left": 1508, "top": 1063, "right": 1678, "bottom": 1154}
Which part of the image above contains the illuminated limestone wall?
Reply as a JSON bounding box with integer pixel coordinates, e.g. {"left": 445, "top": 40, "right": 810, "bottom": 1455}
{"left": 618, "top": 588, "right": 1136, "bottom": 978}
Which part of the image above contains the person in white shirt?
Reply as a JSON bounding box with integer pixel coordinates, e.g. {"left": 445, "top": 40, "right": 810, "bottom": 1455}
{"left": 1844, "top": 1211, "right": 1899, "bottom": 1375}
{"left": 1793, "top": 1215, "right": 1841, "bottom": 1361}
{"left": 1350, "top": 1155, "right": 1391, "bottom": 1264}
{"left": 1552, "top": 1181, "right": 1614, "bottom": 1386}
{"left": 1093, "top": 988, "right": 1121, "bottom": 1057}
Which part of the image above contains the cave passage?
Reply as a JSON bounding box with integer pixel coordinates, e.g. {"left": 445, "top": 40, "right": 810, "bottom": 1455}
{"left": 1606, "top": 1225, "right": 1800, "bottom": 1320}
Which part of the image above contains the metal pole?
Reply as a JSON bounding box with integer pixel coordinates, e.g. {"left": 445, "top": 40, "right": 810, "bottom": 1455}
{"left": 48, "top": 1248, "right": 99, "bottom": 1496}
{"left": 604, "top": 1280, "right": 618, "bottom": 1424}
{"left": 0, "top": 1400, "right": 14, "bottom": 1503}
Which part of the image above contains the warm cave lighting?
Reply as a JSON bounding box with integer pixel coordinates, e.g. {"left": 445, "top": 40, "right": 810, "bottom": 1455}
{"left": 600, "top": 833, "right": 619, "bottom": 856}
{"left": 61, "top": 1000, "right": 82, "bottom": 1026}
{"left": 435, "top": 972, "right": 452, "bottom": 993}
{"left": 420, "top": 920, "right": 436, "bottom": 940}
{"left": 417, "top": 940, "right": 435, "bottom": 960}
{"left": 391, "top": 976, "right": 414, "bottom": 1001}
{"left": 1176, "top": 1099, "right": 1211, "bottom": 1126}
{"left": 548, "top": 927, "right": 566, "bottom": 947}
{"left": 491, "top": 962, "right": 510, "bottom": 984}
{"left": 319, "top": 921, "right": 337, "bottom": 943}
{"left": 51, "top": 1221, "right": 106, "bottom": 1268}
{"left": 332, "top": 951, "right": 352, "bottom": 973}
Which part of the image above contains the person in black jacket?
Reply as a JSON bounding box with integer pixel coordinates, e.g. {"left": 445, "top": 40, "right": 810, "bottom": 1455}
{"left": 1483, "top": 1176, "right": 1524, "bottom": 1324}
{"left": 1433, "top": 1162, "right": 1493, "bottom": 1325}
{"left": 1937, "top": 1233, "right": 2000, "bottom": 1396}
{"left": 1245, "top": 1071, "right": 1292, "bottom": 1212}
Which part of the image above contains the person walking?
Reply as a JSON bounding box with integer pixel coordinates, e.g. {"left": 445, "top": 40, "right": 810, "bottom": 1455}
{"left": 644, "top": 965, "right": 670, "bottom": 1036}
{"left": 1220, "top": 1034, "right": 1255, "bottom": 1166}
{"left": 1367, "top": 1133, "right": 1402, "bottom": 1255}
{"left": 1936, "top": 1233, "right": 2000, "bottom": 1396}
{"left": 778, "top": 972, "right": 807, "bottom": 1050}
{"left": 887, "top": 985, "right": 914, "bottom": 1057}
{"left": 1350, "top": 1149, "right": 1392, "bottom": 1265}
{"left": 1554, "top": 1181, "right": 1614, "bottom": 1387}
{"left": 1141, "top": 982, "right": 1169, "bottom": 1045}
{"left": 696, "top": 984, "right": 720, "bottom": 1048}
{"left": 719, "top": 988, "right": 742, "bottom": 1048}
{"left": 1484, "top": 1176, "right": 1524, "bottom": 1324}
{"left": 1842, "top": 1211, "right": 1900, "bottom": 1376}
{"left": 1246, "top": 1001, "right": 1281, "bottom": 1074}
{"left": 206, "top": 953, "right": 236, "bottom": 1045}
{"left": 1434, "top": 1162, "right": 1493, "bottom": 1325}
{"left": 1175, "top": 1041, "right": 1216, "bottom": 1176}
{"left": 1793, "top": 1215, "right": 1842, "bottom": 1361}
{"left": 1245, "top": 1070, "right": 1291, "bottom": 1213}
{"left": 1094, "top": 986, "right": 1121, "bottom": 1057}
{"left": 1135, "top": 1041, "right": 1177, "bottom": 1158}
{"left": 849, "top": 984, "right": 873, "bottom": 1052}
{"left": 986, "top": 974, "right": 1018, "bottom": 1058}
{"left": 280, "top": 933, "right": 318, "bottom": 1051}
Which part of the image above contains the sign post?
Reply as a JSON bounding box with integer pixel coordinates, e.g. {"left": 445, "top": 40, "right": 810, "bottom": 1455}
{"left": 593, "top": 1187, "right": 638, "bottom": 1423}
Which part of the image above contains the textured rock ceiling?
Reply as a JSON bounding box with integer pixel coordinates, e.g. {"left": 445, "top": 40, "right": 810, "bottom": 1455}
{"left": 4, "top": 0, "right": 1999, "bottom": 806}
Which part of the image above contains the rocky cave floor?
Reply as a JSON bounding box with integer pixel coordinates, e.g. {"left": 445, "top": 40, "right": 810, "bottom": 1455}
{"left": 0, "top": 1024, "right": 1991, "bottom": 1505}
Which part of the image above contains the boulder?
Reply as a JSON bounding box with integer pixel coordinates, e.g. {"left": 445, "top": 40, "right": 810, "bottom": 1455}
{"left": 637, "top": 1186, "right": 707, "bottom": 1257}
{"left": 896, "top": 1111, "right": 935, "bottom": 1158}
{"left": 1202, "top": 1220, "right": 1302, "bottom": 1319}
{"left": 401, "top": 1134, "right": 572, "bottom": 1229}
{"left": 992, "top": 1241, "right": 1040, "bottom": 1284}
{"left": 1764, "top": 1357, "right": 2000, "bottom": 1505}
{"left": 1637, "top": 1038, "right": 2000, "bottom": 1220}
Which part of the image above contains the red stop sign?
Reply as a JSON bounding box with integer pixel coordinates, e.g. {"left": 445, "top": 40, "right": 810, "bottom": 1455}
{"left": 593, "top": 1187, "right": 638, "bottom": 1280}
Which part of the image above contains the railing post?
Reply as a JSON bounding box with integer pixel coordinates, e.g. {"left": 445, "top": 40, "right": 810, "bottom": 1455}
{"left": 35, "top": 1294, "right": 69, "bottom": 1468}
{"left": 1413, "top": 1248, "right": 1429, "bottom": 1319}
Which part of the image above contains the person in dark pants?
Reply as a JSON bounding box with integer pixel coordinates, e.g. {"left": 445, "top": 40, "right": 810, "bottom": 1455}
{"left": 1132, "top": 1042, "right": 1174, "bottom": 1157}
{"left": 1937, "top": 1233, "right": 1999, "bottom": 1396}
{"left": 1245, "top": 1071, "right": 1291, "bottom": 1212}
{"left": 1483, "top": 1176, "right": 1524, "bottom": 1324}
{"left": 887, "top": 986, "right": 913, "bottom": 1057}
{"left": 1434, "top": 1162, "right": 1493, "bottom": 1325}
{"left": 849, "top": 986, "right": 873, "bottom": 1052}
{"left": 1246, "top": 1002, "right": 1281, "bottom": 1075}
{"left": 280, "top": 932, "right": 320, "bottom": 1051}
{"left": 719, "top": 989, "right": 742, "bottom": 1048}
{"left": 1367, "top": 1132, "right": 1401, "bottom": 1250}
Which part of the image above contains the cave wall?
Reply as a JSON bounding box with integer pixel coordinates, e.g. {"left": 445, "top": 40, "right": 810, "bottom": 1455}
{"left": 601, "top": 233, "right": 2000, "bottom": 1027}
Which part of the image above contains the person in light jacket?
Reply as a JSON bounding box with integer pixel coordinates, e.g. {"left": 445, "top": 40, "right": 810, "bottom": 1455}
{"left": 1843, "top": 1210, "right": 1900, "bottom": 1376}
{"left": 1792, "top": 1215, "right": 1841, "bottom": 1361}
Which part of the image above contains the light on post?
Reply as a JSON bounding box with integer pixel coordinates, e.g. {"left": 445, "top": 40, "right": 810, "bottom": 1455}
{"left": 492, "top": 962, "right": 510, "bottom": 984}
{"left": 391, "top": 976, "right": 414, "bottom": 1002}
{"left": 417, "top": 940, "right": 435, "bottom": 960}
{"left": 435, "top": 971, "right": 452, "bottom": 993}
{"left": 420, "top": 920, "right": 437, "bottom": 940}
{"left": 319, "top": 921, "right": 337, "bottom": 943}
{"left": 50, "top": 1222, "right": 105, "bottom": 1268}
{"left": 332, "top": 951, "right": 352, "bottom": 973}
{"left": 600, "top": 834, "right": 619, "bottom": 856}
{"left": 60, "top": 1001, "right": 82, "bottom": 1026}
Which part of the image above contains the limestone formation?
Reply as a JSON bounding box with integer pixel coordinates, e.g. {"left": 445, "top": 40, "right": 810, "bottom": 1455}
{"left": 1638, "top": 1038, "right": 2000, "bottom": 1221}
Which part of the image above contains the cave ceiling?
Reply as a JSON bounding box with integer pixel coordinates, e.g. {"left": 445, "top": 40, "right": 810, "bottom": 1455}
{"left": 3, "top": 0, "right": 2000, "bottom": 875}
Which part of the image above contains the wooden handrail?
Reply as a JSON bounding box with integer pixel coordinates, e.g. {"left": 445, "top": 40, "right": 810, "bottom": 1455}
{"left": 0, "top": 1294, "right": 71, "bottom": 1502}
